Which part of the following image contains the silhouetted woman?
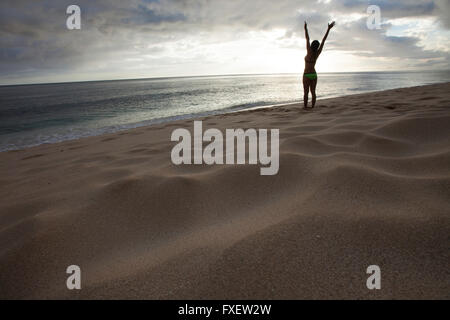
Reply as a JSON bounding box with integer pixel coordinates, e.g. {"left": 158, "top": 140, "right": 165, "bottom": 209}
{"left": 303, "top": 21, "right": 335, "bottom": 108}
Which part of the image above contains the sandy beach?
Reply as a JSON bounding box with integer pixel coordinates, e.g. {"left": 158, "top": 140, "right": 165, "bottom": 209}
{"left": 0, "top": 82, "right": 449, "bottom": 299}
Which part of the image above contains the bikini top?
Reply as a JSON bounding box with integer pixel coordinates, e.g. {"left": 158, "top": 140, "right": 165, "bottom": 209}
{"left": 305, "top": 52, "right": 318, "bottom": 64}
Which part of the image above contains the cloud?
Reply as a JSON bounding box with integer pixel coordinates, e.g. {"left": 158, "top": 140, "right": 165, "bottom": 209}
{"left": 434, "top": 0, "right": 450, "bottom": 28}
{"left": 0, "top": 0, "right": 448, "bottom": 84}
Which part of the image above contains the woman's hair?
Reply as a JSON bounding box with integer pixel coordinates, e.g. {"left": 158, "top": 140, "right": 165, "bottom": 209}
{"left": 311, "top": 40, "right": 320, "bottom": 52}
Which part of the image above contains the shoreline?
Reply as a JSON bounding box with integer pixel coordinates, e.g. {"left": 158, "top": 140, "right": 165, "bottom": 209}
{"left": 2, "top": 81, "right": 449, "bottom": 154}
{"left": 0, "top": 82, "right": 449, "bottom": 299}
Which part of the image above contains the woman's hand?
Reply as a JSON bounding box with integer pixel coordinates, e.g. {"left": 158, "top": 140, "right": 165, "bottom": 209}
{"left": 328, "top": 21, "right": 335, "bottom": 29}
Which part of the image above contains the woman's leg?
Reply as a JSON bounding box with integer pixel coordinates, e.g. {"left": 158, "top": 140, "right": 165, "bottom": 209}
{"left": 303, "top": 76, "right": 310, "bottom": 108}
{"left": 310, "top": 78, "right": 317, "bottom": 108}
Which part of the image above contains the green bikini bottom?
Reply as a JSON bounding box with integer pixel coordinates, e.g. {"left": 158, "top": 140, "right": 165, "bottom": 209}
{"left": 304, "top": 73, "right": 317, "bottom": 80}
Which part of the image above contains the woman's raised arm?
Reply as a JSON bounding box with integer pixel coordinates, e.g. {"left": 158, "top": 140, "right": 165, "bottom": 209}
{"left": 304, "top": 21, "right": 310, "bottom": 51}
{"left": 318, "top": 21, "right": 335, "bottom": 55}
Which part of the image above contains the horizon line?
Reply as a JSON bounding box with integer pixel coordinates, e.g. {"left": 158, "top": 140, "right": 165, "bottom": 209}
{"left": 1, "top": 70, "right": 449, "bottom": 87}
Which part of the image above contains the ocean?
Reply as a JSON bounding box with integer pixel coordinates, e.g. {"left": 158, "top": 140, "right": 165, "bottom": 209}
{"left": 1, "top": 71, "right": 449, "bottom": 152}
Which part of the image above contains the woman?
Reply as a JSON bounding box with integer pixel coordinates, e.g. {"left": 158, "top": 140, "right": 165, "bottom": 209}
{"left": 303, "top": 21, "right": 335, "bottom": 108}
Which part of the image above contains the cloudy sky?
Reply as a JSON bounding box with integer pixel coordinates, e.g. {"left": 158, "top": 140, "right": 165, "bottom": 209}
{"left": 1, "top": 0, "right": 449, "bottom": 85}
